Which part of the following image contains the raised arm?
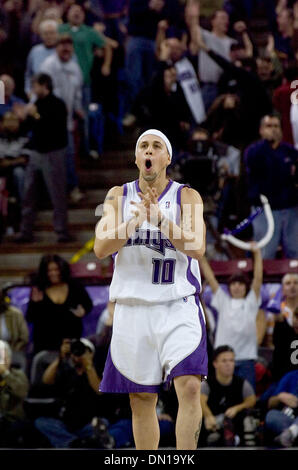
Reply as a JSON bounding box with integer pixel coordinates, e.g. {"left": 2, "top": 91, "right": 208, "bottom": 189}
{"left": 198, "top": 256, "right": 219, "bottom": 294}
{"left": 251, "top": 243, "right": 263, "bottom": 298}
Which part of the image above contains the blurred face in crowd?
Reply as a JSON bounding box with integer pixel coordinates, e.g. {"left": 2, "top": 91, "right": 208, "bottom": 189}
{"left": 40, "top": 23, "right": 58, "bottom": 48}
{"left": 166, "top": 38, "right": 184, "bottom": 63}
{"left": 229, "top": 281, "right": 247, "bottom": 299}
{"left": 163, "top": 66, "right": 177, "bottom": 93}
{"left": 213, "top": 351, "right": 235, "bottom": 379}
{"left": 260, "top": 115, "right": 282, "bottom": 144}
{"left": 2, "top": 112, "right": 20, "bottom": 134}
{"left": 230, "top": 46, "right": 247, "bottom": 62}
{"left": 257, "top": 58, "right": 273, "bottom": 81}
{"left": 43, "top": 6, "right": 63, "bottom": 23}
{"left": 47, "top": 262, "right": 62, "bottom": 285}
{"left": 135, "top": 134, "right": 170, "bottom": 183}
{"left": 223, "top": 94, "right": 238, "bottom": 109}
{"left": 0, "top": 74, "right": 15, "bottom": 100}
{"left": 192, "top": 129, "right": 209, "bottom": 141}
{"left": 282, "top": 274, "right": 298, "bottom": 300}
{"left": 277, "top": 10, "right": 293, "bottom": 34}
{"left": 56, "top": 40, "right": 74, "bottom": 62}
{"left": 32, "top": 80, "right": 49, "bottom": 98}
{"left": 211, "top": 10, "right": 229, "bottom": 36}
{"left": 67, "top": 5, "right": 85, "bottom": 26}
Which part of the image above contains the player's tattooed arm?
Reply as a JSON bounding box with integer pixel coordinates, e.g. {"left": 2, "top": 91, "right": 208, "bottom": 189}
{"left": 94, "top": 185, "right": 143, "bottom": 259}
{"left": 194, "top": 419, "right": 202, "bottom": 446}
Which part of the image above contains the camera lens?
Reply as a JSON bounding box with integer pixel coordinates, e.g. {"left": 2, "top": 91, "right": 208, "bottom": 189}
{"left": 70, "top": 339, "right": 86, "bottom": 357}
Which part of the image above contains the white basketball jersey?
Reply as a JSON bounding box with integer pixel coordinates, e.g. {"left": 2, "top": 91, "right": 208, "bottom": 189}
{"left": 109, "top": 179, "right": 202, "bottom": 304}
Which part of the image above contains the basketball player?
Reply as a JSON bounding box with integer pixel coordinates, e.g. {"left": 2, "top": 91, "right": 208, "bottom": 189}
{"left": 94, "top": 129, "right": 207, "bottom": 450}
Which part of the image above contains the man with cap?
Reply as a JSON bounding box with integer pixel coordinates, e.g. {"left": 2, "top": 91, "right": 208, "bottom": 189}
{"left": 94, "top": 129, "right": 207, "bottom": 449}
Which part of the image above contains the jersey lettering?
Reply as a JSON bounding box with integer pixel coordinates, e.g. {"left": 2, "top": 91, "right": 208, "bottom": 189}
{"left": 125, "top": 229, "right": 176, "bottom": 256}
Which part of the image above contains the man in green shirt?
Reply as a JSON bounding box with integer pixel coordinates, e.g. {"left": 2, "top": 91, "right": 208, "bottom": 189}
{"left": 59, "top": 4, "right": 112, "bottom": 155}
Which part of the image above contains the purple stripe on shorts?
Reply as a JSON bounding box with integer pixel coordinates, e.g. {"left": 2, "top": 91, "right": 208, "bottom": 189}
{"left": 176, "top": 184, "right": 189, "bottom": 225}
{"left": 166, "top": 296, "right": 208, "bottom": 384}
{"left": 187, "top": 256, "right": 201, "bottom": 294}
{"left": 135, "top": 179, "right": 173, "bottom": 202}
{"left": 100, "top": 348, "right": 161, "bottom": 394}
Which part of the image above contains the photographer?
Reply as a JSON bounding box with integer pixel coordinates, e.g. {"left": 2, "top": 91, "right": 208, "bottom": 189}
{"left": 177, "top": 126, "right": 240, "bottom": 198}
{"left": 265, "top": 370, "right": 298, "bottom": 447}
{"left": 34, "top": 338, "right": 113, "bottom": 448}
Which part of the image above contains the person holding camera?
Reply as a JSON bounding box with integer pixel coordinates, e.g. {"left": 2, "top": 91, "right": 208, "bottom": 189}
{"left": 34, "top": 337, "right": 113, "bottom": 448}
{"left": 265, "top": 370, "right": 298, "bottom": 447}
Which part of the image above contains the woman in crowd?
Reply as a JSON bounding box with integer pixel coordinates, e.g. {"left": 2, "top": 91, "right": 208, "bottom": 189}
{"left": 26, "top": 254, "right": 93, "bottom": 354}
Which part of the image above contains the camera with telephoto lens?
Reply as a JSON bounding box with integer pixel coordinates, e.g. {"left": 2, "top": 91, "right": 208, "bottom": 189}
{"left": 70, "top": 338, "right": 94, "bottom": 357}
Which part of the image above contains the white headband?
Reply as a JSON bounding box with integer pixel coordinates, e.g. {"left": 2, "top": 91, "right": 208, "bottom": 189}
{"left": 135, "top": 129, "right": 172, "bottom": 160}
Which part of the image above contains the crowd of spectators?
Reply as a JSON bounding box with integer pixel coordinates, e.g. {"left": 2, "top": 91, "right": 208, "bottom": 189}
{"left": 0, "top": 252, "right": 297, "bottom": 449}
{"left": 0, "top": 0, "right": 297, "bottom": 257}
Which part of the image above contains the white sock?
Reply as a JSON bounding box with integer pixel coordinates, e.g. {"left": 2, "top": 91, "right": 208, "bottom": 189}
{"left": 288, "top": 424, "right": 298, "bottom": 438}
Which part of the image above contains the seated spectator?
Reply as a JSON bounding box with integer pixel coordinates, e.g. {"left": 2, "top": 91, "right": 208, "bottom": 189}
{"left": 34, "top": 337, "right": 113, "bottom": 448}
{"left": 271, "top": 305, "right": 298, "bottom": 382}
{"left": 199, "top": 244, "right": 263, "bottom": 390}
{"left": 244, "top": 114, "right": 298, "bottom": 259}
{"left": 26, "top": 254, "right": 93, "bottom": 355}
{"left": 265, "top": 370, "right": 298, "bottom": 447}
{"left": 0, "top": 340, "right": 29, "bottom": 447}
{"left": 200, "top": 345, "right": 257, "bottom": 446}
{"left": 24, "top": 19, "right": 58, "bottom": 98}
{"left": 0, "top": 74, "right": 25, "bottom": 118}
{"left": 276, "top": 273, "right": 298, "bottom": 327}
{"left": 0, "top": 111, "right": 29, "bottom": 214}
{"left": 265, "top": 273, "right": 298, "bottom": 348}
{"left": 0, "top": 288, "right": 29, "bottom": 371}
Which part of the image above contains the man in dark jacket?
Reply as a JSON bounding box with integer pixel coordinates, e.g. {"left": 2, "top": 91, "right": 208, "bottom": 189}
{"left": 15, "top": 73, "right": 71, "bottom": 243}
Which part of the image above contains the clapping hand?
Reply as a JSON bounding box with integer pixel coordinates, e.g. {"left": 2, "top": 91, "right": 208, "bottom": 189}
{"left": 130, "top": 187, "right": 162, "bottom": 227}
{"left": 31, "top": 286, "right": 44, "bottom": 302}
{"left": 70, "top": 304, "right": 86, "bottom": 318}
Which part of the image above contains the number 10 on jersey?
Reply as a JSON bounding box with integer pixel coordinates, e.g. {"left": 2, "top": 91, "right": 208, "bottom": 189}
{"left": 152, "top": 258, "right": 176, "bottom": 284}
